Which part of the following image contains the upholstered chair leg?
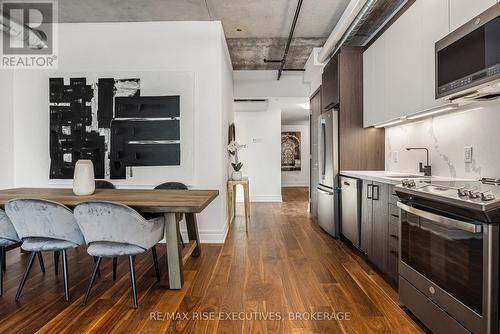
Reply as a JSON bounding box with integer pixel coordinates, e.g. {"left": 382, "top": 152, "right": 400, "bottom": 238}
{"left": 112, "top": 257, "right": 117, "bottom": 281}
{"left": 152, "top": 246, "right": 160, "bottom": 282}
{"left": 1, "top": 246, "right": 5, "bottom": 273}
{"left": 37, "top": 252, "right": 45, "bottom": 273}
{"left": 0, "top": 248, "right": 3, "bottom": 296}
{"left": 1, "top": 247, "right": 5, "bottom": 273}
{"left": 16, "top": 251, "right": 37, "bottom": 301}
{"left": 128, "top": 256, "right": 138, "bottom": 309}
{"left": 93, "top": 257, "right": 101, "bottom": 277}
{"left": 82, "top": 256, "right": 102, "bottom": 306}
{"left": 54, "top": 251, "right": 60, "bottom": 275}
{"left": 62, "top": 250, "right": 70, "bottom": 301}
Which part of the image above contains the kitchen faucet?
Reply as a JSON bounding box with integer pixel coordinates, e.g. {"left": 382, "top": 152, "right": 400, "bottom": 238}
{"left": 406, "top": 147, "right": 432, "bottom": 177}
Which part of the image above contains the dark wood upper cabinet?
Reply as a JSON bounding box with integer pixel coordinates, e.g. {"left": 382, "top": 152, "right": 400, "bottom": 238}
{"left": 321, "top": 54, "right": 339, "bottom": 111}
{"left": 321, "top": 47, "right": 385, "bottom": 171}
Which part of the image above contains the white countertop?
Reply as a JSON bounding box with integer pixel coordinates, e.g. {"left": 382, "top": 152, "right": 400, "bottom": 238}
{"left": 340, "top": 170, "right": 473, "bottom": 185}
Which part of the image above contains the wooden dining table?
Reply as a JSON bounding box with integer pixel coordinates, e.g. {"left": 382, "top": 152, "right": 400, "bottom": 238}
{"left": 0, "top": 187, "right": 219, "bottom": 290}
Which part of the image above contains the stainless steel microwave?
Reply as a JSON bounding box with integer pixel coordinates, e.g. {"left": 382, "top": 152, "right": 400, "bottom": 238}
{"left": 435, "top": 3, "right": 500, "bottom": 100}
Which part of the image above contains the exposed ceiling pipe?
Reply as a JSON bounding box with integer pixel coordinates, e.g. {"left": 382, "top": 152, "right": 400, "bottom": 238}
{"left": 317, "top": 0, "right": 369, "bottom": 63}
{"left": 277, "top": 0, "right": 303, "bottom": 80}
{"left": 264, "top": 0, "right": 303, "bottom": 80}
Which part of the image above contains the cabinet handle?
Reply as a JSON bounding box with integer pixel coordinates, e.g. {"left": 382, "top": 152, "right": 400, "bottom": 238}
{"left": 390, "top": 234, "right": 399, "bottom": 240}
{"left": 391, "top": 214, "right": 399, "bottom": 218}
{"left": 390, "top": 250, "right": 398, "bottom": 256}
{"left": 367, "top": 184, "right": 372, "bottom": 199}
{"left": 373, "top": 185, "right": 379, "bottom": 200}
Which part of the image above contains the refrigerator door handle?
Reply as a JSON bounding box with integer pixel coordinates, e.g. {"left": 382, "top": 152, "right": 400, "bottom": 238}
{"left": 367, "top": 184, "right": 373, "bottom": 199}
{"left": 318, "top": 188, "right": 333, "bottom": 195}
{"left": 320, "top": 121, "right": 326, "bottom": 180}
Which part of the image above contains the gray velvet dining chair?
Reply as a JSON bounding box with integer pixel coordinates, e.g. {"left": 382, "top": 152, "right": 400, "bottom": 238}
{"left": 0, "top": 209, "right": 20, "bottom": 297}
{"left": 5, "top": 199, "right": 85, "bottom": 301}
{"left": 73, "top": 201, "right": 164, "bottom": 309}
{"left": 94, "top": 180, "right": 116, "bottom": 279}
{"left": 0, "top": 209, "right": 49, "bottom": 296}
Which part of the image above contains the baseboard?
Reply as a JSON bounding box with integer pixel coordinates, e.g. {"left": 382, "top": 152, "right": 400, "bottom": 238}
{"left": 160, "top": 218, "right": 229, "bottom": 245}
{"left": 197, "top": 220, "right": 229, "bottom": 243}
{"left": 282, "top": 183, "right": 309, "bottom": 187}
{"left": 250, "top": 195, "right": 283, "bottom": 202}
{"left": 181, "top": 218, "right": 229, "bottom": 244}
{"left": 236, "top": 194, "right": 282, "bottom": 203}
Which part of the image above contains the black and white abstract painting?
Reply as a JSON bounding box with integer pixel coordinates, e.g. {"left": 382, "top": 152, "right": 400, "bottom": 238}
{"left": 49, "top": 76, "right": 181, "bottom": 180}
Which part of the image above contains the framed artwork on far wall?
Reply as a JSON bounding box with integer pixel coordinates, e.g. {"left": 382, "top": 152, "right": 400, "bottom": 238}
{"left": 281, "top": 131, "right": 301, "bottom": 171}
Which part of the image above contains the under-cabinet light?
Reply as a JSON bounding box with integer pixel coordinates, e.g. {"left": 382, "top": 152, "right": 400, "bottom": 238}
{"left": 407, "top": 103, "right": 459, "bottom": 120}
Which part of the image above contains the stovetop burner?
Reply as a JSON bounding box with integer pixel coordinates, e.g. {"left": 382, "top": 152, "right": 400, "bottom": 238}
{"left": 396, "top": 178, "right": 500, "bottom": 212}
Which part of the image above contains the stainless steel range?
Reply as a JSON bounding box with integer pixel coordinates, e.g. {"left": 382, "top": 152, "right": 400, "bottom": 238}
{"left": 395, "top": 178, "right": 500, "bottom": 334}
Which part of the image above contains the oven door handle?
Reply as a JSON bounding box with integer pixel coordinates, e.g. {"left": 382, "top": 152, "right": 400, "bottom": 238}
{"left": 397, "top": 202, "right": 482, "bottom": 234}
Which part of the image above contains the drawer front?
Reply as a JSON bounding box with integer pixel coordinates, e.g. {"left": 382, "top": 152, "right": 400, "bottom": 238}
{"left": 389, "top": 186, "right": 399, "bottom": 205}
{"left": 387, "top": 246, "right": 399, "bottom": 281}
{"left": 388, "top": 203, "right": 399, "bottom": 218}
{"left": 399, "top": 278, "right": 472, "bottom": 334}
{"left": 387, "top": 206, "right": 399, "bottom": 281}
{"left": 388, "top": 220, "right": 399, "bottom": 244}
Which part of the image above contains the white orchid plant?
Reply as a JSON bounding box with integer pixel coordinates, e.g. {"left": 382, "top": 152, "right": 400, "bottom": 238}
{"left": 227, "top": 140, "right": 247, "bottom": 172}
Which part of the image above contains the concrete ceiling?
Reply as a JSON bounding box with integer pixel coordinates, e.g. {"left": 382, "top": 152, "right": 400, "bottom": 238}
{"left": 55, "top": 0, "right": 349, "bottom": 70}
{"left": 53, "top": 0, "right": 402, "bottom": 70}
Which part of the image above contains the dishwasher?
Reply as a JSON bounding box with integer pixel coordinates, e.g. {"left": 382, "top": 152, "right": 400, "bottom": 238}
{"left": 340, "top": 176, "right": 361, "bottom": 248}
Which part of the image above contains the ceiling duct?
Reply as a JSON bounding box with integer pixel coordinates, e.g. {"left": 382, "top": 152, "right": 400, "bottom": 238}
{"left": 317, "top": 0, "right": 370, "bottom": 63}
{"left": 234, "top": 99, "right": 270, "bottom": 112}
{"left": 331, "top": 0, "right": 379, "bottom": 56}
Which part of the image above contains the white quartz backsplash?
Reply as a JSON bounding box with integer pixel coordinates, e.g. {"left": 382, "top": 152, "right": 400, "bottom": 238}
{"left": 385, "top": 99, "right": 500, "bottom": 180}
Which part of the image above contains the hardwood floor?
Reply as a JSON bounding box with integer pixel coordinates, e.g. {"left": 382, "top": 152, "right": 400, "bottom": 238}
{"left": 281, "top": 187, "right": 309, "bottom": 203}
{"left": 0, "top": 190, "right": 424, "bottom": 333}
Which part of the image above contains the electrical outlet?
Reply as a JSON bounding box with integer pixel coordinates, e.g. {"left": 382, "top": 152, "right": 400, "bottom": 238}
{"left": 464, "top": 146, "right": 473, "bottom": 163}
{"left": 393, "top": 151, "right": 399, "bottom": 163}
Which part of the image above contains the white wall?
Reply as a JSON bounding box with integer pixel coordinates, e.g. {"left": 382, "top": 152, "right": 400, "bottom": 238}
{"left": 386, "top": 100, "right": 500, "bottom": 179}
{"left": 0, "top": 70, "right": 14, "bottom": 189}
{"left": 10, "top": 21, "right": 233, "bottom": 243}
{"left": 281, "top": 121, "right": 310, "bottom": 187}
{"left": 234, "top": 99, "right": 282, "bottom": 202}
{"left": 233, "top": 71, "right": 310, "bottom": 202}
{"left": 233, "top": 70, "right": 310, "bottom": 98}
{"left": 220, "top": 34, "right": 235, "bottom": 216}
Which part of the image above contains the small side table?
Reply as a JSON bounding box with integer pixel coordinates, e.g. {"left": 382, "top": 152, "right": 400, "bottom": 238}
{"left": 227, "top": 177, "right": 250, "bottom": 231}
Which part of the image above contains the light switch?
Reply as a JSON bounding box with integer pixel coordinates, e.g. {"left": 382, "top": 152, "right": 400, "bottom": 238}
{"left": 393, "top": 151, "right": 399, "bottom": 163}
{"left": 251, "top": 138, "right": 263, "bottom": 143}
{"left": 464, "top": 146, "right": 473, "bottom": 163}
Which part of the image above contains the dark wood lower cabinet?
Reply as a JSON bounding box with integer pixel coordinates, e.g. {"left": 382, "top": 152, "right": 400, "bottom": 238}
{"left": 360, "top": 181, "right": 373, "bottom": 255}
{"left": 360, "top": 180, "right": 399, "bottom": 282}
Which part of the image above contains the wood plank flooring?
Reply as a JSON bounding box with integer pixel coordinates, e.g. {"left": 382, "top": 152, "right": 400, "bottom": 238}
{"left": 0, "top": 187, "right": 425, "bottom": 333}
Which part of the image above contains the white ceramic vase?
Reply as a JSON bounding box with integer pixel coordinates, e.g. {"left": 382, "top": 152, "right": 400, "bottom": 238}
{"left": 73, "top": 160, "right": 95, "bottom": 196}
{"left": 231, "top": 171, "right": 242, "bottom": 181}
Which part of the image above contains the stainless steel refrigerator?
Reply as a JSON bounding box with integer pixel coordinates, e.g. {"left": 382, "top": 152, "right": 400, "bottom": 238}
{"left": 317, "top": 109, "right": 339, "bottom": 237}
